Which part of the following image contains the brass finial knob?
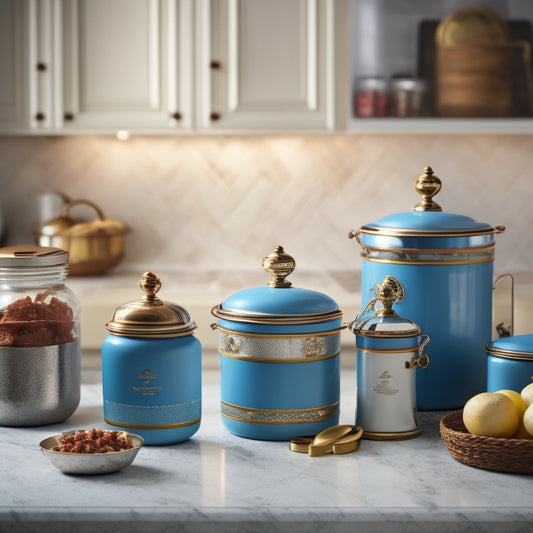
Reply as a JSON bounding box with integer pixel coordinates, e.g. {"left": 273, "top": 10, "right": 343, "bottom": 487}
{"left": 374, "top": 276, "right": 405, "bottom": 317}
{"left": 262, "top": 246, "right": 295, "bottom": 288}
{"left": 139, "top": 272, "right": 162, "bottom": 302}
{"left": 413, "top": 166, "right": 442, "bottom": 212}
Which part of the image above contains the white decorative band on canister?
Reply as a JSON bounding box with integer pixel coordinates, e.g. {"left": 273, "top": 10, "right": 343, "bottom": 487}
{"left": 221, "top": 400, "right": 339, "bottom": 425}
{"left": 104, "top": 398, "right": 201, "bottom": 430}
{"left": 217, "top": 327, "right": 342, "bottom": 362}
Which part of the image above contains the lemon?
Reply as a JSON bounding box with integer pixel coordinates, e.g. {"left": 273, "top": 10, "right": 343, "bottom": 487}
{"left": 521, "top": 382, "right": 533, "bottom": 408}
{"left": 524, "top": 404, "right": 533, "bottom": 437}
{"left": 497, "top": 389, "right": 531, "bottom": 439}
{"left": 463, "top": 392, "right": 519, "bottom": 438}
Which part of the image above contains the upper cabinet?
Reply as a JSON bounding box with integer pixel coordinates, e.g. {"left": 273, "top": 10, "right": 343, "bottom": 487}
{"left": 60, "top": 0, "right": 194, "bottom": 131}
{"left": 0, "top": 0, "right": 28, "bottom": 130}
{"left": 0, "top": 0, "right": 344, "bottom": 134}
{"left": 196, "top": 0, "right": 340, "bottom": 130}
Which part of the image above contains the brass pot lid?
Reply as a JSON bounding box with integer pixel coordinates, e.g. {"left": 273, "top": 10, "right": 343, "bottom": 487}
{"left": 106, "top": 272, "right": 197, "bottom": 338}
{"left": 35, "top": 199, "right": 126, "bottom": 238}
{"left": 211, "top": 246, "right": 342, "bottom": 325}
{"left": 436, "top": 6, "right": 509, "bottom": 47}
{"left": 0, "top": 245, "right": 69, "bottom": 267}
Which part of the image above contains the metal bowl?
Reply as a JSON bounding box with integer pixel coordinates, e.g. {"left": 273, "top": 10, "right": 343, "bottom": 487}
{"left": 40, "top": 430, "right": 143, "bottom": 475}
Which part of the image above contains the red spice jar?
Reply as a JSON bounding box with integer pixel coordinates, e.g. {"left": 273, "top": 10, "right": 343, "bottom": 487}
{"left": 354, "top": 77, "right": 389, "bottom": 117}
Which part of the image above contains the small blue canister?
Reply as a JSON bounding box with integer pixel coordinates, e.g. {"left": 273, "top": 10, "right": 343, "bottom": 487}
{"left": 211, "top": 246, "right": 344, "bottom": 441}
{"left": 486, "top": 334, "right": 533, "bottom": 393}
{"left": 102, "top": 272, "right": 201, "bottom": 445}
{"left": 350, "top": 276, "right": 430, "bottom": 440}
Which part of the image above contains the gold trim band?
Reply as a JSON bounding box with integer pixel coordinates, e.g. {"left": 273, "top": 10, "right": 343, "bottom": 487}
{"left": 104, "top": 417, "right": 201, "bottom": 430}
{"left": 217, "top": 329, "right": 342, "bottom": 362}
{"left": 211, "top": 305, "right": 343, "bottom": 325}
{"left": 359, "top": 225, "right": 498, "bottom": 238}
{"left": 362, "top": 256, "right": 494, "bottom": 266}
{"left": 357, "top": 346, "right": 418, "bottom": 354}
{"left": 220, "top": 350, "right": 340, "bottom": 363}
{"left": 221, "top": 400, "right": 339, "bottom": 425}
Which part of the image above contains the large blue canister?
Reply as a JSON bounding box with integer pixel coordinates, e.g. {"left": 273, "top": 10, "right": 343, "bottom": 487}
{"left": 349, "top": 167, "right": 505, "bottom": 410}
{"left": 102, "top": 272, "right": 201, "bottom": 445}
{"left": 211, "top": 246, "right": 344, "bottom": 441}
{"left": 486, "top": 334, "right": 533, "bottom": 393}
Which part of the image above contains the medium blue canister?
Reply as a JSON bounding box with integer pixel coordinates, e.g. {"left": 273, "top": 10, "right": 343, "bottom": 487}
{"left": 102, "top": 272, "right": 201, "bottom": 445}
{"left": 211, "top": 246, "right": 344, "bottom": 441}
{"left": 350, "top": 276, "right": 430, "bottom": 440}
{"left": 349, "top": 167, "right": 505, "bottom": 410}
{"left": 486, "top": 334, "right": 533, "bottom": 393}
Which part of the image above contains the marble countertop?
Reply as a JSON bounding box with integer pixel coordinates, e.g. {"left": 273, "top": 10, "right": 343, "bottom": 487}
{"left": 2, "top": 370, "right": 533, "bottom": 533}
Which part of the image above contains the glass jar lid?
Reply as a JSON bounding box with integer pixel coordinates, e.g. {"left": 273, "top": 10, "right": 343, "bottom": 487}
{"left": 106, "top": 272, "right": 197, "bottom": 338}
{"left": 211, "top": 246, "right": 342, "bottom": 325}
{"left": 350, "top": 276, "right": 420, "bottom": 338}
{"left": 0, "top": 245, "right": 69, "bottom": 267}
{"left": 358, "top": 166, "right": 502, "bottom": 237}
{"left": 486, "top": 334, "right": 533, "bottom": 361}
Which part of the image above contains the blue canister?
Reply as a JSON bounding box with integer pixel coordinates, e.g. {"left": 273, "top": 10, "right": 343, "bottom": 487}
{"left": 211, "top": 246, "right": 344, "bottom": 441}
{"left": 486, "top": 334, "right": 533, "bottom": 393}
{"left": 102, "top": 272, "right": 201, "bottom": 445}
{"left": 349, "top": 167, "right": 505, "bottom": 410}
{"left": 350, "top": 276, "right": 430, "bottom": 440}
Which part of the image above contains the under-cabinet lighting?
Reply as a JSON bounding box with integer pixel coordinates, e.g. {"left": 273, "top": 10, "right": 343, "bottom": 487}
{"left": 116, "top": 130, "right": 130, "bottom": 141}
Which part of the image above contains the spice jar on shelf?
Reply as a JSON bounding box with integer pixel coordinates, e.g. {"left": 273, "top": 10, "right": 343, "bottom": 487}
{"left": 354, "top": 76, "right": 389, "bottom": 118}
{"left": 390, "top": 77, "right": 429, "bottom": 117}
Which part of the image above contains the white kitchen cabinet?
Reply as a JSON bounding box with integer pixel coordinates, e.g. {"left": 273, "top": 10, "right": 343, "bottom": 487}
{"left": 60, "top": 0, "right": 194, "bottom": 131}
{"left": 0, "top": 0, "right": 343, "bottom": 133}
{"left": 0, "top": 0, "right": 29, "bottom": 130}
{"left": 196, "top": 0, "right": 342, "bottom": 131}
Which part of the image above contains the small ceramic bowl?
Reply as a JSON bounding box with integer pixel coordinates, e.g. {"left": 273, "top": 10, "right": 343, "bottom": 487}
{"left": 40, "top": 429, "right": 143, "bottom": 475}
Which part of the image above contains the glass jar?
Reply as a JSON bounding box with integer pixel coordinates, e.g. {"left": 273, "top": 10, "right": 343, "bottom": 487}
{"left": 0, "top": 245, "right": 81, "bottom": 426}
{"left": 354, "top": 76, "right": 389, "bottom": 117}
{"left": 390, "top": 77, "right": 429, "bottom": 117}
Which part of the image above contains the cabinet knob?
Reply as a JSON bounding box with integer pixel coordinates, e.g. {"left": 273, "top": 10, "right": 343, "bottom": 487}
{"left": 210, "top": 112, "right": 221, "bottom": 121}
{"left": 210, "top": 60, "right": 221, "bottom": 70}
{"left": 35, "top": 112, "right": 45, "bottom": 122}
{"left": 36, "top": 62, "right": 47, "bottom": 72}
{"left": 170, "top": 111, "right": 182, "bottom": 121}
{"left": 64, "top": 112, "right": 74, "bottom": 121}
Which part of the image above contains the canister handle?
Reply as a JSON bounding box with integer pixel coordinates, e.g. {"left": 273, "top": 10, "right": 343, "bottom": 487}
{"left": 405, "top": 335, "right": 430, "bottom": 369}
{"left": 493, "top": 274, "right": 514, "bottom": 339}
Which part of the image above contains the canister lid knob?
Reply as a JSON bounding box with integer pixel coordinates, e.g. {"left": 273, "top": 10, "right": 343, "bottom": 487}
{"left": 262, "top": 245, "right": 295, "bottom": 288}
{"left": 413, "top": 166, "right": 443, "bottom": 212}
{"left": 374, "top": 276, "right": 405, "bottom": 317}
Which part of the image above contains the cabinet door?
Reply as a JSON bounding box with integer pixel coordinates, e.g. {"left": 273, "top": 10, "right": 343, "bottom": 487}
{"left": 60, "top": 0, "right": 193, "bottom": 131}
{"left": 197, "top": 0, "right": 337, "bottom": 130}
{"left": 0, "top": 0, "right": 29, "bottom": 131}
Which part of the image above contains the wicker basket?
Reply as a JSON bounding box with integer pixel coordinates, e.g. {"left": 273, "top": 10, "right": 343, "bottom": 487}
{"left": 440, "top": 410, "right": 533, "bottom": 474}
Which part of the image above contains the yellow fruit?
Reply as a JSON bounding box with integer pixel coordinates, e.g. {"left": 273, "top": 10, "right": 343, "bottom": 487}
{"left": 463, "top": 392, "right": 519, "bottom": 438}
{"left": 496, "top": 389, "right": 527, "bottom": 416}
{"left": 496, "top": 389, "right": 530, "bottom": 438}
{"left": 521, "top": 382, "right": 533, "bottom": 408}
{"left": 524, "top": 404, "right": 533, "bottom": 437}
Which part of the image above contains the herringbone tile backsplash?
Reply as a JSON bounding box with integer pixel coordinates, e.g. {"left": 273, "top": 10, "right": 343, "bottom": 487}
{"left": 1, "top": 134, "right": 531, "bottom": 279}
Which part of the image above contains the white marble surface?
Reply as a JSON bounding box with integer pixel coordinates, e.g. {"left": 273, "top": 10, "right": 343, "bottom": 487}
{"left": 1, "top": 370, "right": 533, "bottom": 533}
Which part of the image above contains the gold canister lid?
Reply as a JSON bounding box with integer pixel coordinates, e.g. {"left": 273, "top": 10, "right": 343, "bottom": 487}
{"left": 105, "top": 272, "right": 197, "bottom": 338}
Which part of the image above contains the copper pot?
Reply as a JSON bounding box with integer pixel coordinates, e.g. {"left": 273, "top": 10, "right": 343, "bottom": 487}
{"left": 35, "top": 199, "right": 127, "bottom": 276}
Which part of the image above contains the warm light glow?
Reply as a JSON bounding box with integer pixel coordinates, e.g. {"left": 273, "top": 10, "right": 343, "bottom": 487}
{"left": 116, "top": 130, "right": 130, "bottom": 141}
